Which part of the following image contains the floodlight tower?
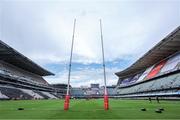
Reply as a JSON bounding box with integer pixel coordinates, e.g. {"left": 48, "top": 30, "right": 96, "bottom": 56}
{"left": 64, "top": 19, "right": 76, "bottom": 110}
{"left": 100, "top": 19, "right": 109, "bottom": 110}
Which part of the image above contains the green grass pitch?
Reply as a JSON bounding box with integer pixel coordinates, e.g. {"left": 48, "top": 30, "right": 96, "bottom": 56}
{"left": 0, "top": 99, "right": 180, "bottom": 119}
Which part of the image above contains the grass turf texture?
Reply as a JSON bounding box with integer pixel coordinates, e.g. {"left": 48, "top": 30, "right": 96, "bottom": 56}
{"left": 0, "top": 99, "right": 180, "bottom": 119}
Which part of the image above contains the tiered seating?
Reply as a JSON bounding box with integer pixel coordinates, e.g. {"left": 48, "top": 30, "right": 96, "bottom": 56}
{"left": 0, "top": 60, "right": 55, "bottom": 95}
{"left": 172, "top": 74, "right": 180, "bottom": 87}
{"left": 0, "top": 85, "right": 32, "bottom": 99}
{"left": 0, "top": 91, "right": 8, "bottom": 99}
{"left": 117, "top": 52, "right": 180, "bottom": 97}
{"left": 71, "top": 88, "right": 85, "bottom": 96}
{"left": 0, "top": 85, "right": 58, "bottom": 100}
{"left": 20, "top": 89, "right": 44, "bottom": 99}
{"left": 0, "top": 41, "right": 57, "bottom": 100}
{"left": 117, "top": 73, "right": 180, "bottom": 95}
{"left": 118, "top": 89, "right": 180, "bottom": 98}
{"left": 0, "top": 65, "right": 58, "bottom": 100}
{"left": 34, "top": 91, "right": 50, "bottom": 99}
{"left": 33, "top": 91, "right": 57, "bottom": 99}
{"left": 0, "top": 61, "right": 49, "bottom": 87}
{"left": 118, "top": 52, "right": 180, "bottom": 88}
{"left": 41, "top": 91, "right": 57, "bottom": 99}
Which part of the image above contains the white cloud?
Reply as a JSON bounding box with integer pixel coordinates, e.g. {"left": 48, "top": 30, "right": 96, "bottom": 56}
{"left": 45, "top": 67, "right": 120, "bottom": 87}
{"left": 1, "top": 1, "right": 179, "bottom": 65}
{"left": 0, "top": 0, "right": 179, "bottom": 86}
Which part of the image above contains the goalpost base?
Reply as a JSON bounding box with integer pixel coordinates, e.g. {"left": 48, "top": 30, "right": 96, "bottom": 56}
{"left": 104, "top": 95, "right": 109, "bottom": 110}
{"left": 64, "top": 95, "right": 70, "bottom": 110}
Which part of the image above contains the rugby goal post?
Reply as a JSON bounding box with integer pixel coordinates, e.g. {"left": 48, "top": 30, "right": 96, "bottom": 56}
{"left": 64, "top": 19, "right": 109, "bottom": 110}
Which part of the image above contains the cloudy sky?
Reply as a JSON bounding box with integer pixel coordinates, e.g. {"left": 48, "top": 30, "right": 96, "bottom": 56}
{"left": 0, "top": 0, "right": 179, "bottom": 87}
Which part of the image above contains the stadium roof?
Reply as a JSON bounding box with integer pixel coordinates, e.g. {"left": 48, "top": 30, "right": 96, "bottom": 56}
{"left": 0, "top": 40, "right": 54, "bottom": 76}
{"left": 115, "top": 26, "right": 180, "bottom": 78}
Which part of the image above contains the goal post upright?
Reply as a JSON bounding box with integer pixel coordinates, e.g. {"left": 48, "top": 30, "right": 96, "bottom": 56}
{"left": 100, "top": 19, "right": 109, "bottom": 110}
{"left": 64, "top": 19, "right": 76, "bottom": 110}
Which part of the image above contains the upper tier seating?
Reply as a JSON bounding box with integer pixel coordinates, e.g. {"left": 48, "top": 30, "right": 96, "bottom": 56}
{"left": 0, "top": 61, "right": 48, "bottom": 86}
{"left": 118, "top": 52, "right": 180, "bottom": 88}
{"left": 117, "top": 73, "right": 180, "bottom": 95}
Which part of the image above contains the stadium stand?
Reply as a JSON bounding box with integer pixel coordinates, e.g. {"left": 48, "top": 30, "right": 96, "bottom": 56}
{"left": 106, "top": 86, "right": 117, "bottom": 96}
{"left": 41, "top": 91, "right": 57, "bottom": 99}
{"left": 51, "top": 84, "right": 69, "bottom": 97}
{"left": 0, "top": 40, "right": 64, "bottom": 100}
{"left": 70, "top": 85, "right": 117, "bottom": 98}
{"left": 115, "top": 26, "right": 180, "bottom": 98}
{"left": 0, "top": 85, "right": 32, "bottom": 99}
{"left": 34, "top": 91, "right": 50, "bottom": 99}
{"left": 0, "top": 89, "right": 9, "bottom": 99}
{"left": 20, "top": 89, "right": 44, "bottom": 99}
{"left": 71, "top": 87, "right": 85, "bottom": 98}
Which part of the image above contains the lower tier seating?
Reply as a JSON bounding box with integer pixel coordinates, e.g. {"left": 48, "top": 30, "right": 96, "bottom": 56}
{"left": 0, "top": 85, "right": 58, "bottom": 100}
{"left": 0, "top": 86, "right": 32, "bottom": 99}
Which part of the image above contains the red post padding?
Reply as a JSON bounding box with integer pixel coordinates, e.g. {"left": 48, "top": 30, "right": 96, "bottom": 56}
{"left": 104, "top": 95, "right": 109, "bottom": 110}
{"left": 64, "top": 95, "right": 70, "bottom": 110}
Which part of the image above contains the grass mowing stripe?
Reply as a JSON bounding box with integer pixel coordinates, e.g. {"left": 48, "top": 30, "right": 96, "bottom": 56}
{"left": 0, "top": 99, "right": 180, "bottom": 119}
